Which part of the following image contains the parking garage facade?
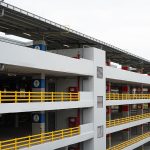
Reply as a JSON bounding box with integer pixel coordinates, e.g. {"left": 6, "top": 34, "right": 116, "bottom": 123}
{"left": 0, "top": 1, "right": 149, "bottom": 150}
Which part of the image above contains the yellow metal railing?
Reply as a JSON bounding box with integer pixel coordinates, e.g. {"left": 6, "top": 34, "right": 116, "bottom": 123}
{"left": 0, "top": 126, "right": 80, "bottom": 150}
{"left": 106, "top": 113, "right": 150, "bottom": 127}
{"left": 106, "top": 93, "right": 150, "bottom": 100}
{"left": 0, "top": 91, "right": 79, "bottom": 103}
{"left": 107, "top": 132, "right": 150, "bottom": 150}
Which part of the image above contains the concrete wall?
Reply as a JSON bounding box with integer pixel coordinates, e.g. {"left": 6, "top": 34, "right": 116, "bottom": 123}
{"left": 0, "top": 41, "right": 93, "bottom": 76}
{"left": 92, "top": 48, "right": 106, "bottom": 150}
{"left": 123, "top": 136, "right": 150, "bottom": 150}
{"left": 82, "top": 77, "right": 93, "bottom": 91}
{"left": 55, "top": 109, "right": 77, "bottom": 130}
{"left": 22, "top": 123, "right": 94, "bottom": 150}
{"left": 106, "top": 66, "right": 150, "bottom": 85}
{"left": 106, "top": 99, "right": 150, "bottom": 106}
{"left": 82, "top": 108, "right": 93, "bottom": 124}
{"left": 50, "top": 48, "right": 94, "bottom": 60}
{"left": 1, "top": 40, "right": 149, "bottom": 150}
{"left": 0, "top": 92, "right": 93, "bottom": 114}
{"left": 55, "top": 77, "right": 78, "bottom": 92}
{"left": 106, "top": 118, "right": 150, "bottom": 134}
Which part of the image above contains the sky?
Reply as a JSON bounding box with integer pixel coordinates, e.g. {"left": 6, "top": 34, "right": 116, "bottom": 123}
{"left": 2, "top": 0, "right": 150, "bottom": 60}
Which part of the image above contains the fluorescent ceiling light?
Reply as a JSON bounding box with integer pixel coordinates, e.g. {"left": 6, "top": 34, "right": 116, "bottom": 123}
{"left": 63, "top": 44, "right": 70, "bottom": 48}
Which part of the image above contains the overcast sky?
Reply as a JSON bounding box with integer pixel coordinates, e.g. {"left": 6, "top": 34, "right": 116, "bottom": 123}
{"left": 3, "top": 0, "right": 150, "bottom": 60}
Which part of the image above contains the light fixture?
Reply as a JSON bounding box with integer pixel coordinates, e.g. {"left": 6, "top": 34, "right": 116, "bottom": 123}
{"left": 23, "top": 33, "right": 31, "bottom": 37}
{"left": 8, "top": 73, "right": 16, "bottom": 76}
{"left": 63, "top": 44, "right": 70, "bottom": 48}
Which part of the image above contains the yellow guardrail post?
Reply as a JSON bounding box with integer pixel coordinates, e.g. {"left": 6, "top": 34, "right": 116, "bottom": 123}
{"left": 0, "top": 91, "right": 1, "bottom": 103}
{"left": 28, "top": 92, "right": 30, "bottom": 103}
{"left": 41, "top": 92, "right": 42, "bottom": 102}
{"left": 61, "top": 92, "right": 64, "bottom": 101}
{"left": 70, "top": 128, "right": 73, "bottom": 137}
{"left": 78, "top": 92, "right": 80, "bottom": 101}
{"left": 121, "top": 93, "right": 123, "bottom": 100}
{"left": 51, "top": 92, "right": 53, "bottom": 102}
{"left": 40, "top": 133, "right": 43, "bottom": 144}
{"left": 28, "top": 136, "right": 31, "bottom": 147}
{"left": 0, "top": 141, "right": 1, "bottom": 150}
{"left": 78, "top": 126, "right": 80, "bottom": 134}
{"left": 70, "top": 93, "right": 72, "bottom": 101}
{"left": 52, "top": 131, "right": 54, "bottom": 141}
{"left": 15, "top": 138, "right": 17, "bottom": 150}
{"left": 117, "top": 94, "right": 119, "bottom": 100}
{"left": 61, "top": 129, "right": 64, "bottom": 139}
{"left": 15, "top": 91, "right": 17, "bottom": 103}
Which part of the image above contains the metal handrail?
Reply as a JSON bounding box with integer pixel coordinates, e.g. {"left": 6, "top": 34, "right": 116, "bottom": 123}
{"left": 106, "top": 93, "right": 150, "bottom": 100}
{"left": 107, "top": 132, "right": 150, "bottom": 150}
{"left": 0, "top": 91, "right": 79, "bottom": 103}
{"left": 0, "top": 126, "right": 80, "bottom": 150}
{"left": 106, "top": 113, "right": 150, "bottom": 127}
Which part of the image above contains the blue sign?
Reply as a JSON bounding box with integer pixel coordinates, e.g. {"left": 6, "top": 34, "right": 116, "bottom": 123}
{"left": 32, "top": 79, "right": 45, "bottom": 88}
{"left": 32, "top": 44, "right": 46, "bottom": 51}
{"left": 32, "top": 113, "right": 45, "bottom": 123}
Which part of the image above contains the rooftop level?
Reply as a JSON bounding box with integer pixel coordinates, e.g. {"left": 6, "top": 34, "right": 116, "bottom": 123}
{"left": 0, "top": 1, "right": 150, "bottom": 73}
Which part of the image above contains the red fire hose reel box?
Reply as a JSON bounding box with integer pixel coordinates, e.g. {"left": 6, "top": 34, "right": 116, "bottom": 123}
{"left": 106, "top": 107, "right": 111, "bottom": 114}
{"left": 69, "top": 87, "right": 78, "bottom": 92}
{"left": 68, "top": 117, "right": 80, "bottom": 128}
{"left": 122, "top": 86, "right": 129, "bottom": 93}
{"left": 122, "top": 66, "right": 129, "bottom": 70}
{"left": 68, "top": 87, "right": 79, "bottom": 100}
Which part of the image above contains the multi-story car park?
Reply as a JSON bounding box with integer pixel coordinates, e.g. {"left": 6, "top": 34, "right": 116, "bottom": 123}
{"left": 0, "top": 1, "right": 149, "bottom": 150}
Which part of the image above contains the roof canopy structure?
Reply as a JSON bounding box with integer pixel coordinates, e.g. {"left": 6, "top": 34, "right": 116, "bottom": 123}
{"left": 0, "top": 1, "right": 150, "bottom": 73}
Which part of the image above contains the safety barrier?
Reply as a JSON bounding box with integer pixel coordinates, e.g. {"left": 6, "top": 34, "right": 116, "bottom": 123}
{"left": 106, "top": 113, "right": 150, "bottom": 127}
{"left": 0, "top": 91, "right": 79, "bottom": 103}
{"left": 107, "top": 132, "right": 150, "bottom": 150}
{"left": 0, "top": 126, "right": 80, "bottom": 150}
{"left": 106, "top": 93, "right": 150, "bottom": 100}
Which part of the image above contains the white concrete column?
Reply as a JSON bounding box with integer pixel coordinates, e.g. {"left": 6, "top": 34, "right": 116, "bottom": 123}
{"left": 137, "top": 104, "right": 144, "bottom": 136}
{"left": 137, "top": 68, "right": 143, "bottom": 74}
{"left": 122, "top": 128, "right": 130, "bottom": 140}
{"left": 122, "top": 105, "right": 130, "bottom": 140}
{"left": 32, "top": 73, "right": 46, "bottom": 134}
{"left": 106, "top": 81, "right": 111, "bottom": 93}
{"left": 122, "top": 85, "right": 130, "bottom": 117}
{"left": 83, "top": 48, "right": 106, "bottom": 150}
{"left": 106, "top": 134, "right": 111, "bottom": 148}
{"left": 148, "top": 103, "right": 150, "bottom": 113}
{"left": 122, "top": 105, "right": 129, "bottom": 117}
{"left": 137, "top": 104, "right": 143, "bottom": 115}
{"left": 122, "top": 105, "right": 131, "bottom": 140}
{"left": 122, "top": 85, "right": 131, "bottom": 140}
{"left": 106, "top": 78, "right": 111, "bottom": 144}
{"left": 106, "top": 106, "right": 111, "bottom": 120}
{"left": 106, "top": 59, "right": 111, "bottom": 66}
{"left": 15, "top": 113, "right": 19, "bottom": 128}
